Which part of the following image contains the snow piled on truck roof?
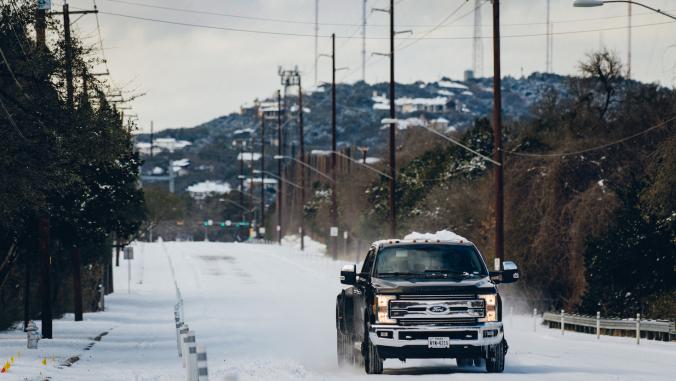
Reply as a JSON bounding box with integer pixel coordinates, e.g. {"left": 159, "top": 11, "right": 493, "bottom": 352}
{"left": 404, "top": 230, "right": 469, "bottom": 243}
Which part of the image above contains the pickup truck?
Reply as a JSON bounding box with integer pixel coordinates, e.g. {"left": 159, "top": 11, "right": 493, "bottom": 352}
{"left": 335, "top": 238, "right": 519, "bottom": 374}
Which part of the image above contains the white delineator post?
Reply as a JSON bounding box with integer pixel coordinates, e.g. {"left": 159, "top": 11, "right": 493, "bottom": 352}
{"left": 636, "top": 313, "right": 640, "bottom": 345}
{"left": 533, "top": 308, "right": 537, "bottom": 332}
{"left": 175, "top": 314, "right": 183, "bottom": 356}
{"left": 196, "top": 345, "right": 209, "bottom": 381}
{"left": 560, "top": 309, "right": 565, "bottom": 335}
{"left": 179, "top": 326, "right": 189, "bottom": 366}
{"left": 596, "top": 311, "right": 601, "bottom": 340}
{"left": 186, "top": 331, "right": 197, "bottom": 381}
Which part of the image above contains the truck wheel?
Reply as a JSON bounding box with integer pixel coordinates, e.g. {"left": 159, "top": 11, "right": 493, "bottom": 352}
{"left": 485, "top": 340, "right": 505, "bottom": 373}
{"left": 364, "top": 338, "right": 383, "bottom": 374}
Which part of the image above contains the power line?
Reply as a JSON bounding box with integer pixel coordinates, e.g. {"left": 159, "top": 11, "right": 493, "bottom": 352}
{"left": 506, "top": 116, "right": 676, "bottom": 159}
{"left": 97, "top": 0, "right": 676, "bottom": 29}
{"left": 396, "top": 0, "right": 469, "bottom": 51}
{"left": 93, "top": 8, "right": 675, "bottom": 40}
{"left": 0, "top": 95, "right": 28, "bottom": 141}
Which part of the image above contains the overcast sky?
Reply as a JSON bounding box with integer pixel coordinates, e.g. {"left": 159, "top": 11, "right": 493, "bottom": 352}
{"left": 60, "top": 0, "right": 676, "bottom": 133}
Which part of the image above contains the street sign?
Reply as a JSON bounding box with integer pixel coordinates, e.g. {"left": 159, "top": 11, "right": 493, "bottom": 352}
{"left": 123, "top": 247, "right": 134, "bottom": 260}
{"left": 343, "top": 231, "right": 348, "bottom": 239}
{"left": 37, "top": 0, "right": 51, "bottom": 10}
{"left": 259, "top": 227, "right": 266, "bottom": 234}
{"left": 330, "top": 227, "right": 339, "bottom": 237}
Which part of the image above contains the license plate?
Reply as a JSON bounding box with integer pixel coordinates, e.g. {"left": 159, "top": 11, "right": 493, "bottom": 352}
{"left": 428, "top": 337, "right": 450, "bottom": 348}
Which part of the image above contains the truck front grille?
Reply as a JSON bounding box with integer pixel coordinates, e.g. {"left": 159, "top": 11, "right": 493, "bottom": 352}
{"left": 390, "top": 295, "right": 485, "bottom": 323}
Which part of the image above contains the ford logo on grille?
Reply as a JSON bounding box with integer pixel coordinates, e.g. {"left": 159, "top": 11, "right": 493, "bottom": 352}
{"left": 428, "top": 305, "right": 449, "bottom": 314}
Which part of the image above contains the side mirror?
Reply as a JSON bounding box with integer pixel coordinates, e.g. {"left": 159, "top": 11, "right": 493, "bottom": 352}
{"left": 489, "top": 261, "right": 520, "bottom": 284}
{"left": 340, "top": 264, "right": 357, "bottom": 285}
{"left": 500, "top": 261, "right": 520, "bottom": 284}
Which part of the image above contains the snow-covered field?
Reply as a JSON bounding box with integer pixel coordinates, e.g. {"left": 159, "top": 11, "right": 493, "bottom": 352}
{"left": 1, "top": 241, "right": 674, "bottom": 380}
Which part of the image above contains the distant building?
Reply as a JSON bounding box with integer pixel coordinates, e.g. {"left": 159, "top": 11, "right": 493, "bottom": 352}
{"left": 464, "top": 69, "right": 475, "bottom": 81}
{"left": 243, "top": 177, "right": 278, "bottom": 191}
{"left": 395, "top": 97, "right": 449, "bottom": 113}
{"left": 371, "top": 91, "right": 449, "bottom": 113}
{"left": 237, "top": 152, "right": 262, "bottom": 162}
{"left": 187, "top": 181, "right": 231, "bottom": 200}
{"left": 135, "top": 137, "right": 192, "bottom": 155}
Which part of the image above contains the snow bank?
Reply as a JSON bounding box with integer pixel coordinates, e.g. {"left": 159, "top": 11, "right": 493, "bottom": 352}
{"left": 404, "top": 229, "right": 469, "bottom": 243}
{"left": 281, "top": 234, "right": 326, "bottom": 255}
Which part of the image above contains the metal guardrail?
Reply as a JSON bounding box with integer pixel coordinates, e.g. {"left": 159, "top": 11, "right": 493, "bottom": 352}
{"left": 542, "top": 311, "right": 675, "bottom": 342}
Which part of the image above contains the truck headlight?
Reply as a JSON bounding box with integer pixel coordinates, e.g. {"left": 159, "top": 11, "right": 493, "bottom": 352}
{"left": 478, "top": 294, "right": 498, "bottom": 322}
{"left": 374, "top": 295, "right": 396, "bottom": 324}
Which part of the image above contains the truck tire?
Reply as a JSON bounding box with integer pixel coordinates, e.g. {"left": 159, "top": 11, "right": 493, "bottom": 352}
{"left": 364, "top": 337, "right": 383, "bottom": 374}
{"left": 485, "top": 340, "right": 505, "bottom": 373}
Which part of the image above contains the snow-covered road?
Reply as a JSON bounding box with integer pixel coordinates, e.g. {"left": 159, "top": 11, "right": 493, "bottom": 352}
{"left": 1, "top": 241, "right": 674, "bottom": 380}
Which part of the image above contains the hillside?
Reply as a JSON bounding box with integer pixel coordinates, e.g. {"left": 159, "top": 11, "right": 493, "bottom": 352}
{"left": 137, "top": 73, "right": 570, "bottom": 192}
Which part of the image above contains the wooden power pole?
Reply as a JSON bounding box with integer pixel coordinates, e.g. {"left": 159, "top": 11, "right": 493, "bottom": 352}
{"left": 330, "top": 33, "right": 338, "bottom": 260}
{"left": 492, "top": 0, "right": 504, "bottom": 270}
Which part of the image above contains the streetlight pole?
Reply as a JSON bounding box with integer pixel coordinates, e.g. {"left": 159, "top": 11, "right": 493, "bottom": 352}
{"left": 492, "top": 0, "right": 504, "bottom": 271}
{"left": 573, "top": 1, "right": 676, "bottom": 20}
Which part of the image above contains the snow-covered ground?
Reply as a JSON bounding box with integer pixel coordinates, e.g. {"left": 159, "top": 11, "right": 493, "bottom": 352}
{"left": 1, "top": 241, "right": 674, "bottom": 380}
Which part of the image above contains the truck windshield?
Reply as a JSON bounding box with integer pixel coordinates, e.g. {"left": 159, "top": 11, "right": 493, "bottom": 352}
{"left": 373, "top": 244, "right": 488, "bottom": 278}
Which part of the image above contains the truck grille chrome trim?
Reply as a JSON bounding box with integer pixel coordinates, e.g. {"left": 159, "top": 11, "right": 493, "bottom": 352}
{"left": 390, "top": 298, "right": 485, "bottom": 320}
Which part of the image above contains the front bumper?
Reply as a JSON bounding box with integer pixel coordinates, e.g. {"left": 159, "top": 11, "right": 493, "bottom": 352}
{"left": 369, "top": 322, "right": 503, "bottom": 358}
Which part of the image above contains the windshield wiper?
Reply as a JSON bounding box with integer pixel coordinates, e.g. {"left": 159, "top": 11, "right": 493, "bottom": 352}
{"left": 377, "top": 272, "right": 417, "bottom": 277}
{"left": 424, "top": 270, "right": 471, "bottom": 277}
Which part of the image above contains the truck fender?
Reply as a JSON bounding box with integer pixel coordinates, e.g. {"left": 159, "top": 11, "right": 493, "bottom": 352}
{"left": 336, "top": 290, "right": 354, "bottom": 335}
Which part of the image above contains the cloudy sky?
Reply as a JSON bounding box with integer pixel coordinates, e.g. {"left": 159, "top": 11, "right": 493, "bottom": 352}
{"left": 60, "top": 0, "right": 676, "bottom": 133}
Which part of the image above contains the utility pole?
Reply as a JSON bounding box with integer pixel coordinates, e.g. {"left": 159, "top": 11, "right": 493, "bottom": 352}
{"left": 492, "top": 0, "right": 504, "bottom": 271}
{"left": 627, "top": 3, "right": 632, "bottom": 78}
{"left": 150, "top": 121, "right": 154, "bottom": 159}
{"left": 472, "top": 0, "right": 483, "bottom": 77}
{"left": 546, "top": 0, "right": 552, "bottom": 73}
{"left": 38, "top": 217, "right": 51, "bottom": 339}
{"left": 298, "top": 72, "right": 306, "bottom": 250}
{"left": 249, "top": 137, "right": 255, "bottom": 232}
{"left": 373, "top": 0, "right": 397, "bottom": 238}
{"left": 71, "top": 247, "right": 83, "bottom": 321}
{"left": 362, "top": 0, "right": 367, "bottom": 81}
{"left": 23, "top": 246, "right": 30, "bottom": 331}
{"left": 260, "top": 110, "right": 266, "bottom": 238}
{"left": 63, "top": 4, "right": 74, "bottom": 112}
{"left": 35, "top": 2, "right": 47, "bottom": 49}
{"left": 388, "top": 0, "right": 396, "bottom": 238}
{"left": 238, "top": 140, "right": 245, "bottom": 223}
{"left": 277, "top": 90, "right": 283, "bottom": 245}
{"left": 330, "top": 33, "right": 338, "bottom": 260}
{"left": 60, "top": 3, "right": 97, "bottom": 322}
{"left": 314, "top": 0, "right": 319, "bottom": 86}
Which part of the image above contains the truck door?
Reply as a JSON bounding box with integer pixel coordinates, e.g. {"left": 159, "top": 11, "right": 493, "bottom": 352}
{"left": 354, "top": 246, "right": 376, "bottom": 342}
